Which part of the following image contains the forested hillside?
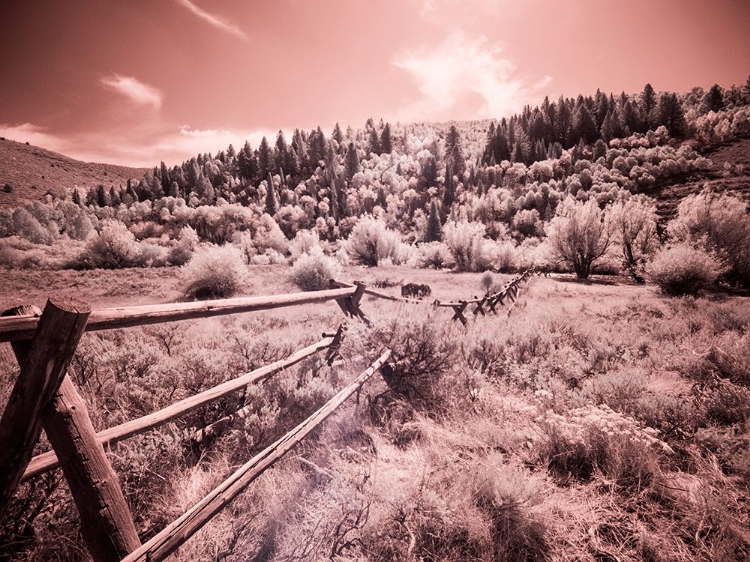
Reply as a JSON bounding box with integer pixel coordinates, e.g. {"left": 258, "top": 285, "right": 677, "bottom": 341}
{"left": 1, "top": 80, "right": 749, "bottom": 286}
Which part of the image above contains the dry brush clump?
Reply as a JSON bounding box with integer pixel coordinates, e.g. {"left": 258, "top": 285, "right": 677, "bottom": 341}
{"left": 181, "top": 244, "right": 248, "bottom": 300}
{"left": 289, "top": 247, "right": 341, "bottom": 291}
{"left": 647, "top": 244, "right": 725, "bottom": 296}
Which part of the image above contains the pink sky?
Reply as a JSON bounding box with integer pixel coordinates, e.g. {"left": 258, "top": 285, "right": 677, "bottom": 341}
{"left": 1, "top": 0, "right": 748, "bottom": 167}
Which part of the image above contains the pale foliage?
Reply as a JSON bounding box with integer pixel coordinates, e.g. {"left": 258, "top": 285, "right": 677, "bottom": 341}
{"left": 85, "top": 219, "right": 141, "bottom": 268}
{"left": 181, "top": 245, "right": 247, "bottom": 300}
{"left": 668, "top": 190, "right": 750, "bottom": 286}
{"left": 607, "top": 195, "right": 659, "bottom": 279}
{"left": 443, "top": 220, "right": 486, "bottom": 272}
{"left": 346, "top": 216, "right": 404, "bottom": 266}
{"left": 545, "top": 197, "right": 613, "bottom": 278}
{"left": 647, "top": 244, "right": 724, "bottom": 296}
{"left": 290, "top": 247, "right": 342, "bottom": 291}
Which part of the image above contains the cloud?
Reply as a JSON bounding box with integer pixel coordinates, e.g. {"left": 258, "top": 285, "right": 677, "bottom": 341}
{"left": 393, "top": 32, "right": 550, "bottom": 122}
{"left": 0, "top": 123, "right": 70, "bottom": 152}
{"left": 175, "top": 0, "right": 247, "bottom": 40}
{"left": 100, "top": 74, "right": 163, "bottom": 109}
{"left": 0, "top": 122, "right": 277, "bottom": 167}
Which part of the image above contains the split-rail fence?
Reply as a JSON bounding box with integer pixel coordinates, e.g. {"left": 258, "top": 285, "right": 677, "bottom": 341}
{"left": 0, "top": 270, "right": 538, "bottom": 561}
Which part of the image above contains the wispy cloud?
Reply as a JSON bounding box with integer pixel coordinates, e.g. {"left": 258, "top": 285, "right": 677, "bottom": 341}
{"left": 393, "top": 32, "right": 550, "bottom": 122}
{"left": 0, "top": 122, "right": 276, "bottom": 167}
{"left": 100, "top": 74, "right": 163, "bottom": 109}
{"left": 175, "top": 0, "right": 247, "bottom": 40}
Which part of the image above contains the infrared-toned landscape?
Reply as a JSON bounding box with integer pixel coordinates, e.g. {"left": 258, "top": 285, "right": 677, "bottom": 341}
{"left": 1, "top": 1, "right": 750, "bottom": 561}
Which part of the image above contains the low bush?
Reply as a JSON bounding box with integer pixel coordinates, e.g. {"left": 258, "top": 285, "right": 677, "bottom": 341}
{"left": 181, "top": 245, "right": 247, "bottom": 300}
{"left": 82, "top": 220, "right": 141, "bottom": 268}
{"left": 647, "top": 244, "right": 725, "bottom": 296}
{"left": 290, "top": 248, "right": 341, "bottom": 291}
{"left": 346, "top": 216, "right": 403, "bottom": 267}
{"left": 443, "top": 220, "right": 485, "bottom": 272}
{"left": 353, "top": 309, "right": 459, "bottom": 409}
{"left": 416, "top": 241, "right": 454, "bottom": 269}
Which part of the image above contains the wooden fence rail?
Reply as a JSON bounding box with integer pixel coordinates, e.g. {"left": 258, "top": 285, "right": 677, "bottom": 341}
{"left": 21, "top": 336, "right": 335, "bottom": 481}
{"left": 120, "top": 349, "right": 392, "bottom": 562}
{"left": 0, "top": 269, "right": 542, "bottom": 561}
{"left": 0, "top": 285, "right": 371, "bottom": 562}
{"left": 0, "top": 287, "right": 358, "bottom": 343}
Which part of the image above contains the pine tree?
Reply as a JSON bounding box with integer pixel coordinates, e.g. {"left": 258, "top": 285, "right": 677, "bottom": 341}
{"left": 380, "top": 123, "right": 392, "bottom": 154}
{"left": 658, "top": 92, "right": 687, "bottom": 137}
{"left": 368, "top": 128, "right": 381, "bottom": 155}
{"left": 265, "top": 174, "right": 277, "bottom": 216}
{"left": 275, "top": 130, "right": 289, "bottom": 176}
{"left": 345, "top": 143, "right": 359, "bottom": 181}
{"left": 258, "top": 137, "right": 273, "bottom": 182}
{"left": 96, "top": 184, "right": 108, "bottom": 207}
{"left": 332, "top": 122, "right": 344, "bottom": 149}
{"left": 420, "top": 157, "right": 437, "bottom": 190}
{"left": 642, "top": 83, "right": 658, "bottom": 129}
{"left": 443, "top": 165, "right": 455, "bottom": 210}
{"left": 704, "top": 84, "right": 725, "bottom": 112}
{"left": 426, "top": 200, "right": 442, "bottom": 242}
{"left": 160, "top": 161, "right": 170, "bottom": 193}
{"left": 376, "top": 187, "right": 387, "bottom": 210}
{"left": 444, "top": 125, "right": 465, "bottom": 177}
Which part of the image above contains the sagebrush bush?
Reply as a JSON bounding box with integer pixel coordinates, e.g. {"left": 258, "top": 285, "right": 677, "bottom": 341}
{"left": 290, "top": 248, "right": 341, "bottom": 291}
{"left": 83, "top": 219, "right": 141, "bottom": 268}
{"left": 289, "top": 229, "right": 321, "bottom": 260}
{"left": 443, "top": 220, "right": 485, "bottom": 272}
{"left": 346, "top": 216, "right": 403, "bottom": 266}
{"left": 416, "top": 241, "right": 455, "bottom": 269}
{"left": 181, "top": 245, "right": 247, "bottom": 300}
{"left": 352, "top": 309, "right": 459, "bottom": 409}
{"left": 647, "top": 244, "right": 724, "bottom": 296}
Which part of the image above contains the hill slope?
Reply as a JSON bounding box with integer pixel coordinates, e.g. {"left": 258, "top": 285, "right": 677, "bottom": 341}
{"left": 0, "top": 138, "right": 148, "bottom": 207}
{"left": 651, "top": 138, "right": 750, "bottom": 224}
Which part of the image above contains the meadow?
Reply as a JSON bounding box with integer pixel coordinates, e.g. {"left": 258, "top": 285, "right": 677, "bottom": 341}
{"left": 1, "top": 264, "right": 748, "bottom": 561}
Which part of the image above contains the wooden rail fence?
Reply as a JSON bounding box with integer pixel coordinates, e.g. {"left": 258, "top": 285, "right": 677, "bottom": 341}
{"left": 0, "top": 270, "right": 539, "bottom": 560}
{"left": 335, "top": 269, "right": 537, "bottom": 325}
{"left": 0, "top": 285, "right": 380, "bottom": 562}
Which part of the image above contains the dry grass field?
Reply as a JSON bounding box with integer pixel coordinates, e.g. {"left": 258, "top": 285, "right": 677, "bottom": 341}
{"left": 1, "top": 264, "right": 749, "bottom": 561}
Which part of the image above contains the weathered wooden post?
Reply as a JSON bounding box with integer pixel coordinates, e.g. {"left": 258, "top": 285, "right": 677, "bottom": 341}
{"left": 0, "top": 299, "right": 141, "bottom": 562}
{"left": 0, "top": 300, "right": 88, "bottom": 516}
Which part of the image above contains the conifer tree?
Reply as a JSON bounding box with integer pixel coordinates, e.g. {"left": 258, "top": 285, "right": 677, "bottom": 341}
{"left": 258, "top": 137, "right": 274, "bottom": 183}
{"left": 265, "top": 174, "right": 277, "bottom": 216}
{"left": 345, "top": 142, "right": 359, "bottom": 181}
{"left": 376, "top": 187, "right": 387, "bottom": 209}
{"left": 380, "top": 123, "right": 392, "bottom": 154}
{"left": 704, "top": 84, "right": 725, "bottom": 112}
{"left": 444, "top": 125, "right": 465, "bottom": 176}
{"left": 443, "top": 165, "right": 455, "bottom": 210}
{"left": 642, "top": 83, "right": 658, "bottom": 129}
{"left": 426, "top": 200, "right": 442, "bottom": 242}
{"left": 368, "top": 128, "right": 381, "bottom": 155}
{"left": 658, "top": 92, "right": 687, "bottom": 137}
{"left": 332, "top": 122, "right": 344, "bottom": 149}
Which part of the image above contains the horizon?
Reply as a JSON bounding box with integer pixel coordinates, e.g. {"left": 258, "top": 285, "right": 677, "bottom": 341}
{"left": 1, "top": 0, "right": 749, "bottom": 168}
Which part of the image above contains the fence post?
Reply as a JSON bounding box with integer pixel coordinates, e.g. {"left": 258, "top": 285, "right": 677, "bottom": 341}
{"left": 0, "top": 300, "right": 89, "bottom": 517}
{"left": 0, "top": 299, "right": 142, "bottom": 561}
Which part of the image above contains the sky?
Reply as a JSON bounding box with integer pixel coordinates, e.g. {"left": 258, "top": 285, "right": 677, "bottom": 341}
{"left": 0, "top": 0, "right": 748, "bottom": 167}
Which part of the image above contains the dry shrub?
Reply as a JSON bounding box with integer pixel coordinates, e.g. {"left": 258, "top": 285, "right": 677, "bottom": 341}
{"left": 353, "top": 309, "right": 459, "bottom": 409}
{"left": 181, "top": 245, "right": 247, "bottom": 300}
{"left": 416, "top": 241, "right": 455, "bottom": 269}
{"left": 647, "top": 244, "right": 724, "bottom": 296}
{"left": 538, "top": 405, "right": 667, "bottom": 492}
{"left": 289, "top": 248, "right": 341, "bottom": 291}
{"left": 84, "top": 219, "right": 141, "bottom": 268}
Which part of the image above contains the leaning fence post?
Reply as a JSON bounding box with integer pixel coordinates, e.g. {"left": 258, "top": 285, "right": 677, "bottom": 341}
{"left": 0, "top": 300, "right": 90, "bottom": 517}
{"left": 0, "top": 299, "right": 142, "bottom": 561}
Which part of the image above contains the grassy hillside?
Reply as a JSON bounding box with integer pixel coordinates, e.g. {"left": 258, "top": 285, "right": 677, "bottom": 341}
{"left": 652, "top": 138, "right": 750, "bottom": 224}
{"left": 0, "top": 138, "right": 148, "bottom": 207}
